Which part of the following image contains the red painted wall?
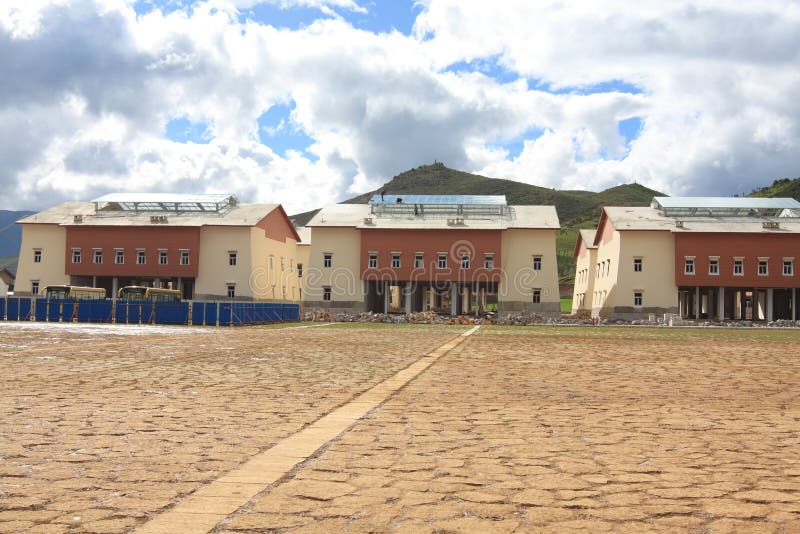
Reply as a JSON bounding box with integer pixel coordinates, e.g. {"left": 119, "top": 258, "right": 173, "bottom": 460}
{"left": 65, "top": 226, "right": 200, "bottom": 277}
{"left": 674, "top": 232, "right": 800, "bottom": 287}
{"left": 255, "top": 207, "right": 301, "bottom": 243}
{"left": 360, "top": 229, "right": 502, "bottom": 282}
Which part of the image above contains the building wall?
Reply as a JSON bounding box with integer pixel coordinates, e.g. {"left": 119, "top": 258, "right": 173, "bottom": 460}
{"left": 305, "top": 226, "right": 364, "bottom": 311}
{"left": 590, "top": 221, "right": 621, "bottom": 316}
{"left": 15, "top": 224, "right": 69, "bottom": 295}
{"left": 606, "top": 230, "right": 678, "bottom": 318}
{"left": 296, "top": 244, "right": 311, "bottom": 300}
{"left": 571, "top": 240, "right": 596, "bottom": 313}
{"left": 195, "top": 226, "right": 252, "bottom": 299}
{"left": 64, "top": 226, "right": 200, "bottom": 278}
{"left": 248, "top": 225, "right": 302, "bottom": 302}
{"left": 498, "top": 229, "right": 560, "bottom": 315}
{"left": 675, "top": 233, "right": 800, "bottom": 288}
{"left": 360, "top": 228, "right": 502, "bottom": 283}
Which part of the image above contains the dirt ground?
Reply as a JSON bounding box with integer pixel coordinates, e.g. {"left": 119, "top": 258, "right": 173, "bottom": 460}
{"left": 1, "top": 323, "right": 800, "bottom": 533}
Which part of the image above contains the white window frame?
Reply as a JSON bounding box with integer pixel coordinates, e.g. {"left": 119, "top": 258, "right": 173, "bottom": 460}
{"left": 297, "top": 263, "right": 303, "bottom": 278}
{"left": 137, "top": 249, "right": 146, "bottom": 265}
{"left": 709, "top": 257, "right": 719, "bottom": 275}
{"left": 460, "top": 253, "right": 470, "bottom": 269}
{"left": 634, "top": 291, "right": 643, "bottom": 307}
{"left": 633, "top": 257, "right": 642, "bottom": 272}
{"left": 391, "top": 253, "right": 401, "bottom": 269}
{"left": 226, "top": 283, "right": 236, "bottom": 298}
{"left": 115, "top": 249, "right": 124, "bottom": 265}
{"left": 758, "top": 258, "right": 769, "bottom": 276}
{"left": 180, "top": 250, "right": 190, "bottom": 266}
{"left": 532, "top": 288, "right": 542, "bottom": 304}
{"left": 733, "top": 257, "right": 744, "bottom": 276}
{"left": 484, "top": 254, "right": 494, "bottom": 269}
{"left": 783, "top": 258, "right": 794, "bottom": 276}
{"left": 322, "top": 286, "right": 331, "bottom": 301}
{"left": 414, "top": 253, "right": 424, "bottom": 269}
{"left": 159, "top": 250, "right": 168, "bottom": 265}
{"left": 228, "top": 251, "right": 237, "bottom": 266}
{"left": 31, "top": 280, "right": 40, "bottom": 296}
{"left": 368, "top": 254, "right": 378, "bottom": 269}
{"left": 323, "top": 253, "right": 332, "bottom": 268}
{"left": 437, "top": 253, "right": 447, "bottom": 269}
{"left": 684, "top": 257, "right": 695, "bottom": 275}
{"left": 533, "top": 255, "right": 542, "bottom": 271}
{"left": 33, "top": 249, "right": 42, "bottom": 264}
{"left": 72, "top": 248, "right": 81, "bottom": 264}
{"left": 93, "top": 249, "right": 103, "bottom": 264}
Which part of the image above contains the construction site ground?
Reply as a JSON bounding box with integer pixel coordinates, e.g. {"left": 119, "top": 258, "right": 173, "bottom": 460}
{"left": 1, "top": 322, "right": 799, "bottom": 533}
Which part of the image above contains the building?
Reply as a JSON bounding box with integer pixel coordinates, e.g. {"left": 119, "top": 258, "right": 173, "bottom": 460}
{"left": 304, "top": 195, "right": 560, "bottom": 316}
{"left": 15, "top": 193, "right": 303, "bottom": 301}
{"left": 571, "top": 196, "right": 800, "bottom": 321}
{"left": 0, "top": 267, "right": 14, "bottom": 295}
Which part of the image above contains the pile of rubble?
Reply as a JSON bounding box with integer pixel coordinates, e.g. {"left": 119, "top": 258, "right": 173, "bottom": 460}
{"left": 303, "top": 309, "right": 333, "bottom": 322}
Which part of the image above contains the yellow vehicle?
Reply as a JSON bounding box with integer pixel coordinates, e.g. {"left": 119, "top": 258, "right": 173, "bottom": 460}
{"left": 117, "top": 286, "right": 182, "bottom": 302}
{"left": 43, "top": 285, "right": 106, "bottom": 300}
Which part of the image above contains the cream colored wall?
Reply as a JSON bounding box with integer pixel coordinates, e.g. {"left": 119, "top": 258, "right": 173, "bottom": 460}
{"left": 248, "top": 228, "right": 302, "bottom": 302}
{"left": 296, "top": 244, "right": 311, "bottom": 299}
{"left": 591, "top": 225, "right": 621, "bottom": 315}
{"left": 499, "top": 229, "right": 560, "bottom": 305}
{"left": 610, "top": 230, "right": 677, "bottom": 310}
{"left": 195, "top": 226, "right": 253, "bottom": 299}
{"left": 0, "top": 279, "right": 8, "bottom": 295}
{"left": 305, "top": 226, "right": 363, "bottom": 304}
{"left": 15, "top": 224, "right": 69, "bottom": 295}
{"left": 571, "top": 244, "right": 597, "bottom": 313}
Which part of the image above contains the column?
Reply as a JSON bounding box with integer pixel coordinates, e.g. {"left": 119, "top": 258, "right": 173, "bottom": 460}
{"left": 383, "top": 282, "right": 389, "bottom": 314}
{"left": 112, "top": 277, "right": 119, "bottom": 301}
{"left": 718, "top": 287, "right": 725, "bottom": 321}
{"left": 793, "top": 288, "right": 797, "bottom": 321}
{"left": 450, "top": 284, "right": 459, "bottom": 315}
{"left": 767, "top": 288, "right": 774, "bottom": 322}
{"left": 695, "top": 286, "right": 700, "bottom": 319}
{"left": 92, "top": 275, "right": 97, "bottom": 288}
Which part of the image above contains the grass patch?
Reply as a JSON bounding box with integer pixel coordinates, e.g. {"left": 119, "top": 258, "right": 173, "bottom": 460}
{"left": 479, "top": 325, "right": 800, "bottom": 343}
{"left": 560, "top": 297, "right": 572, "bottom": 313}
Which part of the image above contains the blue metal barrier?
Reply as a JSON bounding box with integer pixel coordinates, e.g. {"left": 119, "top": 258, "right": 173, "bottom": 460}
{"left": 0, "top": 297, "right": 5, "bottom": 320}
{"left": 281, "top": 303, "right": 300, "bottom": 321}
{"left": 18, "top": 298, "right": 32, "bottom": 320}
{"left": 154, "top": 302, "right": 189, "bottom": 325}
{"left": 204, "top": 302, "right": 218, "bottom": 326}
{"left": 76, "top": 300, "right": 112, "bottom": 323}
{"left": 35, "top": 298, "right": 47, "bottom": 321}
{"left": 218, "top": 302, "right": 232, "bottom": 325}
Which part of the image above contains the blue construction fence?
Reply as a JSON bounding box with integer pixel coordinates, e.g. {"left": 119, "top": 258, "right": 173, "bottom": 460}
{"left": 1, "top": 298, "right": 299, "bottom": 326}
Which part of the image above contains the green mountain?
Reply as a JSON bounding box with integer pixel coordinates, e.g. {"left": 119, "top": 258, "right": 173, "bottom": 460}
{"left": 749, "top": 177, "right": 800, "bottom": 201}
{"left": 290, "top": 163, "right": 663, "bottom": 284}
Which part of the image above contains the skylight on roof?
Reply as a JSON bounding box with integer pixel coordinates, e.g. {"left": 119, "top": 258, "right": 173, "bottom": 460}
{"left": 652, "top": 196, "right": 800, "bottom": 217}
{"left": 92, "top": 193, "right": 238, "bottom": 214}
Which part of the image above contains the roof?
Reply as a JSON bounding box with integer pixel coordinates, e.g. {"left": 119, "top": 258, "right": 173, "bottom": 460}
{"left": 295, "top": 226, "right": 311, "bottom": 244}
{"left": 579, "top": 229, "right": 598, "bottom": 248}
{"left": 18, "top": 201, "right": 281, "bottom": 227}
{"left": 653, "top": 196, "right": 800, "bottom": 217}
{"left": 369, "top": 194, "right": 507, "bottom": 205}
{"left": 599, "top": 206, "right": 800, "bottom": 236}
{"left": 308, "top": 203, "right": 559, "bottom": 229}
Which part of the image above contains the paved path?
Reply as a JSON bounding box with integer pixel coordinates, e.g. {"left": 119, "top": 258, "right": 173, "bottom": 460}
{"left": 136, "top": 326, "right": 481, "bottom": 533}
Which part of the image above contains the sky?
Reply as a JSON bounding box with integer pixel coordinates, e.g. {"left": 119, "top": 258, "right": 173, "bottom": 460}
{"left": 1, "top": 0, "right": 799, "bottom": 215}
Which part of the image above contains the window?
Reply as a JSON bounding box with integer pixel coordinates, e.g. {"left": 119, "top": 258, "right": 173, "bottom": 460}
{"left": 684, "top": 258, "right": 695, "bottom": 275}
{"left": 484, "top": 254, "right": 494, "bottom": 269}
{"left": 391, "top": 254, "right": 401, "bottom": 268}
{"left": 437, "top": 254, "right": 447, "bottom": 269}
{"left": 734, "top": 259, "right": 743, "bottom": 276}
{"left": 415, "top": 254, "right": 424, "bottom": 269}
{"left": 323, "top": 286, "right": 331, "bottom": 301}
{"left": 461, "top": 254, "right": 470, "bottom": 269}
{"left": 115, "top": 250, "right": 124, "bottom": 264}
{"left": 137, "top": 250, "right": 146, "bottom": 265}
{"left": 758, "top": 259, "right": 768, "bottom": 276}
{"left": 633, "top": 258, "right": 642, "bottom": 272}
{"left": 709, "top": 258, "right": 719, "bottom": 275}
{"left": 72, "top": 249, "right": 81, "bottom": 264}
{"left": 31, "top": 281, "right": 39, "bottom": 296}
{"left": 33, "top": 250, "right": 41, "bottom": 263}
{"left": 297, "top": 263, "right": 303, "bottom": 278}
{"left": 229, "top": 252, "right": 237, "bottom": 266}
{"left": 368, "top": 254, "right": 377, "bottom": 268}
{"left": 532, "top": 288, "right": 541, "bottom": 304}
{"left": 784, "top": 259, "right": 794, "bottom": 276}
{"left": 323, "top": 253, "right": 332, "bottom": 268}
{"left": 93, "top": 249, "right": 103, "bottom": 264}
{"left": 180, "top": 250, "right": 190, "bottom": 265}
{"left": 227, "top": 284, "right": 236, "bottom": 298}
{"left": 159, "top": 250, "right": 168, "bottom": 265}
{"left": 634, "top": 291, "right": 643, "bottom": 307}
{"left": 533, "top": 255, "right": 542, "bottom": 271}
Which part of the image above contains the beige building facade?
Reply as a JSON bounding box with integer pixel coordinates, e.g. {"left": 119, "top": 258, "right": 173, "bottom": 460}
{"left": 15, "top": 194, "right": 304, "bottom": 302}
{"left": 572, "top": 197, "right": 800, "bottom": 320}
{"left": 305, "top": 195, "right": 561, "bottom": 316}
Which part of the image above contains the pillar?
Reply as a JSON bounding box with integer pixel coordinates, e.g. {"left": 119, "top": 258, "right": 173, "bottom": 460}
{"left": 794, "top": 288, "right": 797, "bottom": 321}
{"left": 92, "top": 275, "right": 97, "bottom": 288}
{"left": 718, "top": 287, "right": 725, "bottom": 321}
{"left": 384, "top": 282, "right": 390, "bottom": 314}
{"left": 450, "top": 284, "right": 459, "bottom": 315}
{"left": 694, "top": 286, "right": 700, "bottom": 319}
{"left": 767, "top": 288, "right": 774, "bottom": 322}
{"left": 112, "top": 277, "right": 119, "bottom": 300}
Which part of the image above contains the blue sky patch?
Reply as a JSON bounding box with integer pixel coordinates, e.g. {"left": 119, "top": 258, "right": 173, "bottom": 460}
{"left": 165, "top": 117, "right": 212, "bottom": 144}
{"left": 529, "top": 78, "right": 644, "bottom": 96}
{"left": 489, "top": 127, "right": 546, "bottom": 159}
{"left": 347, "top": 1, "right": 421, "bottom": 35}
{"left": 258, "top": 102, "right": 317, "bottom": 160}
{"left": 444, "top": 55, "right": 520, "bottom": 84}
{"left": 618, "top": 117, "right": 643, "bottom": 144}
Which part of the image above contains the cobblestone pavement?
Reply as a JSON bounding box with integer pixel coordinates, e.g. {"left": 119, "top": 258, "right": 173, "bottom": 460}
{"left": 218, "top": 327, "right": 800, "bottom": 533}
{"left": 0, "top": 322, "right": 460, "bottom": 533}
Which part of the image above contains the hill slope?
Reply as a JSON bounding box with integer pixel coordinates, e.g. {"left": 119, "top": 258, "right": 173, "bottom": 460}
{"left": 0, "top": 210, "right": 34, "bottom": 273}
{"left": 749, "top": 177, "right": 800, "bottom": 201}
{"left": 291, "top": 163, "right": 663, "bottom": 283}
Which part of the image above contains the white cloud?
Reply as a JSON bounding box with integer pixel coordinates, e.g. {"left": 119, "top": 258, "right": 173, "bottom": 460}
{"left": 0, "top": 0, "right": 798, "bottom": 215}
